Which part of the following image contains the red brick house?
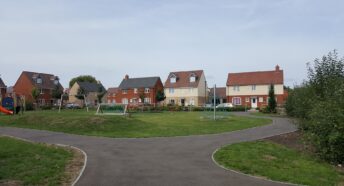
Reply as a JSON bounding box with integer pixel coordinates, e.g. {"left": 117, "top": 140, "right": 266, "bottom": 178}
{"left": 0, "top": 77, "right": 7, "bottom": 99}
{"left": 115, "top": 75, "right": 164, "bottom": 105}
{"left": 13, "top": 71, "right": 64, "bottom": 106}
{"left": 226, "top": 65, "right": 285, "bottom": 108}
{"left": 106, "top": 87, "right": 119, "bottom": 103}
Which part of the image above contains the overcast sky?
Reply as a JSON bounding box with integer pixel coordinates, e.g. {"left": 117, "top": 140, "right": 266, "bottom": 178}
{"left": 1, "top": 0, "right": 343, "bottom": 89}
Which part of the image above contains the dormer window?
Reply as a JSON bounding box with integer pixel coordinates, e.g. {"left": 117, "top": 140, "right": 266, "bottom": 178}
{"left": 170, "top": 74, "right": 177, "bottom": 83}
{"left": 54, "top": 76, "right": 59, "bottom": 85}
{"left": 37, "top": 77, "right": 42, "bottom": 84}
{"left": 190, "top": 73, "right": 196, "bottom": 82}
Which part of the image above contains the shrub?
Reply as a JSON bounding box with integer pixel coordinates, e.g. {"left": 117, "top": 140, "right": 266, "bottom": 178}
{"left": 25, "top": 102, "right": 34, "bottom": 111}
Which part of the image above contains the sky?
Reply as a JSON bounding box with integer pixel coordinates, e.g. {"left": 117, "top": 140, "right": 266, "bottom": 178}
{"left": 1, "top": 0, "right": 343, "bottom": 89}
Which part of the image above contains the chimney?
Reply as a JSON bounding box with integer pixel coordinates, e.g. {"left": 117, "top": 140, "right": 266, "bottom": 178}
{"left": 275, "top": 65, "right": 280, "bottom": 71}
{"left": 124, "top": 75, "right": 129, "bottom": 80}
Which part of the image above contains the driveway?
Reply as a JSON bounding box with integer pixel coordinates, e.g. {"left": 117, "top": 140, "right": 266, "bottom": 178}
{"left": 0, "top": 113, "right": 297, "bottom": 186}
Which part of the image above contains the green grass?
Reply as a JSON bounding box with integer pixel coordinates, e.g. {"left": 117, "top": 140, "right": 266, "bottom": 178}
{"left": 214, "top": 141, "right": 344, "bottom": 186}
{"left": 0, "top": 136, "right": 73, "bottom": 186}
{"left": 0, "top": 110, "right": 271, "bottom": 138}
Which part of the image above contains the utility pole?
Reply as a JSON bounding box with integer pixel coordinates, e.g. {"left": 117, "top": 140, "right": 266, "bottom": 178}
{"left": 214, "top": 84, "right": 216, "bottom": 121}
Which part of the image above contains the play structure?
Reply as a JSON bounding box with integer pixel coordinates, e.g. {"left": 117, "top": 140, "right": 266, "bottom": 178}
{"left": 58, "top": 93, "right": 89, "bottom": 113}
{"left": 96, "top": 103, "right": 128, "bottom": 115}
{"left": 0, "top": 97, "right": 14, "bottom": 115}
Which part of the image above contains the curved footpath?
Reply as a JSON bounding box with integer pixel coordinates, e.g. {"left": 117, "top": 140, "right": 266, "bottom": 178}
{"left": 0, "top": 112, "right": 297, "bottom": 186}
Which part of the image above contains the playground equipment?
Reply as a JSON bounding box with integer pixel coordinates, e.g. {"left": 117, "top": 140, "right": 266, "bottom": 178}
{"left": 96, "top": 103, "right": 128, "bottom": 115}
{"left": 0, "top": 97, "right": 14, "bottom": 115}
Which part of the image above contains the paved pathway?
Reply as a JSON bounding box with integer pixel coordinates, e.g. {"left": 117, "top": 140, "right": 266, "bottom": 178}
{"left": 0, "top": 113, "right": 297, "bottom": 186}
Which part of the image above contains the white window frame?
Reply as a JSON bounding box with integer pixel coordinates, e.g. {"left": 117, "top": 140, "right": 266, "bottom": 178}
{"left": 233, "top": 86, "right": 240, "bottom": 91}
{"left": 245, "top": 97, "right": 250, "bottom": 102}
{"left": 122, "top": 89, "right": 128, "bottom": 94}
{"left": 259, "top": 97, "right": 264, "bottom": 103}
{"left": 252, "top": 85, "right": 256, "bottom": 91}
{"left": 37, "top": 78, "right": 42, "bottom": 84}
{"left": 170, "top": 77, "right": 176, "bottom": 83}
{"left": 145, "top": 88, "right": 150, "bottom": 93}
{"left": 190, "top": 76, "right": 196, "bottom": 82}
{"left": 134, "top": 88, "right": 138, "bottom": 94}
{"left": 122, "top": 98, "right": 128, "bottom": 104}
{"left": 144, "top": 97, "right": 151, "bottom": 104}
{"left": 169, "top": 88, "right": 174, "bottom": 94}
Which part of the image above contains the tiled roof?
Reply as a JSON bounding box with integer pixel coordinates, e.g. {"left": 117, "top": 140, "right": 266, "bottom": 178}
{"left": 164, "top": 70, "right": 204, "bottom": 88}
{"left": 78, "top": 82, "right": 105, "bottom": 92}
{"left": 119, "top": 77, "right": 161, "bottom": 89}
{"left": 226, "top": 68, "right": 283, "bottom": 86}
{"left": 22, "top": 71, "right": 63, "bottom": 90}
{"left": 107, "top": 87, "right": 119, "bottom": 94}
{"left": 0, "top": 78, "right": 6, "bottom": 88}
{"left": 209, "top": 87, "right": 226, "bottom": 98}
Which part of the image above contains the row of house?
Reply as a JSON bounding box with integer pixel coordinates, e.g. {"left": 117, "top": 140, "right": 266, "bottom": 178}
{"left": 0, "top": 65, "right": 286, "bottom": 109}
{"left": 105, "top": 65, "right": 286, "bottom": 108}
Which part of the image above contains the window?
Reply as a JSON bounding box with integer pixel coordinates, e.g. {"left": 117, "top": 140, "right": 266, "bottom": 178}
{"left": 112, "top": 93, "right": 116, "bottom": 97}
{"left": 170, "top": 77, "right": 176, "bottom": 83}
{"left": 122, "top": 98, "right": 128, "bottom": 104}
{"left": 112, "top": 100, "right": 116, "bottom": 103}
{"left": 144, "top": 98, "right": 151, "bottom": 104}
{"left": 233, "top": 86, "right": 240, "bottom": 91}
{"left": 40, "top": 89, "right": 44, "bottom": 94}
{"left": 232, "top": 97, "right": 241, "bottom": 105}
{"left": 122, "top": 89, "right": 128, "bottom": 94}
{"left": 189, "top": 88, "right": 193, "bottom": 93}
{"left": 259, "top": 97, "right": 264, "bottom": 102}
{"left": 190, "top": 76, "right": 196, "bottom": 82}
{"left": 252, "top": 85, "right": 256, "bottom": 91}
{"left": 54, "top": 80, "right": 59, "bottom": 85}
{"left": 145, "top": 88, "right": 150, "bottom": 93}
{"left": 134, "top": 88, "right": 138, "bottom": 94}
{"left": 245, "top": 97, "right": 250, "bottom": 102}
{"left": 169, "top": 88, "right": 174, "bottom": 94}
{"left": 170, "top": 99, "right": 175, "bottom": 104}
{"left": 37, "top": 78, "right": 42, "bottom": 84}
{"left": 190, "top": 98, "right": 195, "bottom": 106}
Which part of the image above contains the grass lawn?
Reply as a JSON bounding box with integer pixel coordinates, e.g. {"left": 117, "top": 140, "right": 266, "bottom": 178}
{"left": 0, "top": 110, "right": 271, "bottom": 138}
{"left": 214, "top": 141, "right": 344, "bottom": 186}
{"left": 0, "top": 136, "right": 73, "bottom": 186}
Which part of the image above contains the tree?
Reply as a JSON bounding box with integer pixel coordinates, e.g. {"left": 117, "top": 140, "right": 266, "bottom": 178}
{"left": 52, "top": 85, "right": 63, "bottom": 99}
{"left": 267, "top": 84, "right": 277, "bottom": 113}
{"left": 75, "top": 87, "right": 87, "bottom": 100}
{"left": 139, "top": 91, "right": 145, "bottom": 104}
{"left": 156, "top": 90, "right": 166, "bottom": 103}
{"left": 69, "top": 75, "right": 97, "bottom": 88}
{"left": 97, "top": 86, "right": 106, "bottom": 104}
{"left": 31, "top": 88, "right": 40, "bottom": 108}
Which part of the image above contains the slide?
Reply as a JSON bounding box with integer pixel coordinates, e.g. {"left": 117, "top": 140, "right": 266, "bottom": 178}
{"left": 0, "top": 106, "right": 13, "bottom": 115}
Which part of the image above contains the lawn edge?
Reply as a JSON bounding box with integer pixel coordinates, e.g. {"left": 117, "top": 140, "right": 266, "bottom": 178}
{"left": 0, "top": 135, "right": 87, "bottom": 186}
{"left": 211, "top": 132, "right": 304, "bottom": 186}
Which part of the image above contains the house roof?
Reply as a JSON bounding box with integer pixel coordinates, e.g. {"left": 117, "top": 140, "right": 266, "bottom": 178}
{"left": 77, "top": 82, "right": 105, "bottom": 92}
{"left": 21, "top": 71, "right": 63, "bottom": 90}
{"left": 209, "top": 87, "right": 226, "bottom": 98}
{"left": 164, "top": 70, "right": 204, "bottom": 88}
{"left": 226, "top": 67, "right": 283, "bottom": 86}
{"left": 0, "top": 78, "right": 6, "bottom": 88}
{"left": 119, "top": 77, "right": 161, "bottom": 89}
{"left": 107, "top": 87, "right": 119, "bottom": 94}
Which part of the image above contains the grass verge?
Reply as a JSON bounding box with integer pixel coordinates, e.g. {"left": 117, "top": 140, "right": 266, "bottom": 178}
{"left": 0, "top": 136, "right": 79, "bottom": 186}
{"left": 214, "top": 141, "right": 344, "bottom": 186}
{"left": 0, "top": 110, "right": 271, "bottom": 138}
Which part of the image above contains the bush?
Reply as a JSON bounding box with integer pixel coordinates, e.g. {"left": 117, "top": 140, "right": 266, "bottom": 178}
{"left": 286, "top": 50, "right": 344, "bottom": 164}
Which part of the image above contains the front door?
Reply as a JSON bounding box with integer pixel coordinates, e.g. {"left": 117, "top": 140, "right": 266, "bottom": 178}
{"left": 251, "top": 97, "right": 258, "bottom": 108}
{"left": 181, "top": 99, "right": 185, "bottom": 106}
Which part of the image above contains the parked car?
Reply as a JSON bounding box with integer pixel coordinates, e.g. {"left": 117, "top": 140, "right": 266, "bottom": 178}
{"left": 65, "top": 103, "right": 81, "bottom": 109}
{"left": 216, "top": 103, "right": 233, "bottom": 108}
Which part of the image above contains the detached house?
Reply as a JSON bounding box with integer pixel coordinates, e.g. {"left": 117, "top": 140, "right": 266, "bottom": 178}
{"left": 13, "top": 71, "right": 63, "bottom": 105}
{"left": 69, "top": 81, "right": 106, "bottom": 107}
{"left": 164, "top": 70, "right": 208, "bottom": 107}
{"left": 116, "top": 75, "right": 164, "bottom": 105}
{"left": 226, "top": 65, "right": 285, "bottom": 109}
{"left": 0, "top": 77, "right": 7, "bottom": 99}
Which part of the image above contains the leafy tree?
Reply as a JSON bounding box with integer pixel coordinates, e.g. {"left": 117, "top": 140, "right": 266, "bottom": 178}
{"left": 156, "top": 90, "right": 166, "bottom": 102}
{"left": 52, "top": 85, "right": 63, "bottom": 99}
{"left": 286, "top": 50, "right": 344, "bottom": 163}
{"left": 31, "top": 88, "right": 40, "bottom": 103}
{"left": 69, "top": 75, "right": 97, "bottom": 88}
{"left": 267, "top": 84, "right": 277, "bottom": 113}
{"left": 139, "top": 91, "right": 145, "bottom": 103}
{"left": 97, "top": 86, "right": 106, "bottom": 104}
{"left": 75, "top": 87, "right": 87, "bottom": 100}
